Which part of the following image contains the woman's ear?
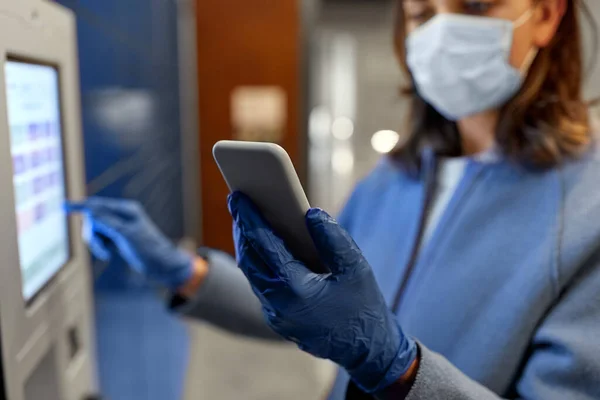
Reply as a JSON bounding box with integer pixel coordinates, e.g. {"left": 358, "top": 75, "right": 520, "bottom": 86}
{"left": 532, "top": 0, "right": 567, "bottom": 48}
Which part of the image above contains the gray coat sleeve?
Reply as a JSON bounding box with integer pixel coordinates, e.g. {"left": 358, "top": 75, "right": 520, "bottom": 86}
{"left": 169, "top": 248, "right": 284, "bottom": 341}
{"left": 385, "top": 256, "right": 600, "bottom": 400}
{"left": 170, "top": 192, "right": 359, "bottom": 343}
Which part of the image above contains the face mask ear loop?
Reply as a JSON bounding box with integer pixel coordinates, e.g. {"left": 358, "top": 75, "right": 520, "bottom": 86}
{"left": 514, "top": 8, "right": 534, "bottom": 29}
{"left": 502, "top": 9, "right": 535, "bottom": 57}
{"left": 520, "top": 47, "right": 539, "bottom": 75}
{"left": 513, "top": 8, "right": 538, "bottom": 75}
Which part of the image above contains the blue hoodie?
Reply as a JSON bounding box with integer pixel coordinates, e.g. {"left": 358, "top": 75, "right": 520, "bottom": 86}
{"left": 328, "top": 137, "right": 600, "bottom": 399}
{"left": 177, "top": 138, "right": 600, "bottom": 400}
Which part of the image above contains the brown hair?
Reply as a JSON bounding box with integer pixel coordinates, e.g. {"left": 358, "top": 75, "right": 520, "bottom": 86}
{"left": 392, "top": 0, "right": 597, "bottom": 174}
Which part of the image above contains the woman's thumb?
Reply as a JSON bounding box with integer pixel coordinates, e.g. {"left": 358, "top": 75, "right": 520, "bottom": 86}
{"left": 305, "top": 208, "right": 365, "bottom": 276}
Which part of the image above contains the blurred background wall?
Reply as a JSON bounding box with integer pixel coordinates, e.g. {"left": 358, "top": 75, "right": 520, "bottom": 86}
{"left": 195, "top": 0, "right": 307, "bottom": 255}
{"left": 53, "top": 1, "right": 191, "bottom": 399}
{"left": 46, "top": 0, "right": 600, "bottom": 399}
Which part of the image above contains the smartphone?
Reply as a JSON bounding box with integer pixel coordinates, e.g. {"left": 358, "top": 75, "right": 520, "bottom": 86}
{"left": 213, "top": 140, "right": 327, "bottom": 273}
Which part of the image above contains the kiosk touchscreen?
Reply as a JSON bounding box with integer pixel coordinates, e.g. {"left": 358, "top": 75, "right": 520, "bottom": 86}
{"left": 0, "top": 1, "right": 98, "bottom": 399}
{"left": 5, "top": 60, "right": 71, "bottom": 303}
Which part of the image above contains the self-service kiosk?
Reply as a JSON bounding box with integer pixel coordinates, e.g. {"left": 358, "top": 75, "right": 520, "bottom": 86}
{"left": 0, "top": 1, "right": 98, "bottom": 399}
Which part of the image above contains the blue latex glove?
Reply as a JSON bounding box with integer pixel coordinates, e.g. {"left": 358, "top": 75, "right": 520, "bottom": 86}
{"left": 228, "top": 192, "right": 417, "bottom": 393}
{"left": 65, "top": 197, "right": 193, "bottom": 290}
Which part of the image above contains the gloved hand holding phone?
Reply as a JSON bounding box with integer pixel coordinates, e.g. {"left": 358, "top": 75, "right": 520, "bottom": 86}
{"left": 228, "top": 192, "right": 417, "bottom": 393}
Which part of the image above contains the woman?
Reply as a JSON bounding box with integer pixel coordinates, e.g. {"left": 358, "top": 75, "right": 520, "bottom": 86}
{"left": 68, "top": 0, "right": 600, "bottom": 398}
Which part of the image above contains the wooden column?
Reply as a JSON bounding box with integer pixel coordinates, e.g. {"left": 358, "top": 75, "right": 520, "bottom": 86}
{"left": 196, "top": 0, "right": 304, "bottom": 253}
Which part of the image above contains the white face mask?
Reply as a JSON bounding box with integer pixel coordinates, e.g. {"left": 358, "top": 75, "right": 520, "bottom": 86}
{"left": 406, "top": 10, "right": 538, "bottom": 121}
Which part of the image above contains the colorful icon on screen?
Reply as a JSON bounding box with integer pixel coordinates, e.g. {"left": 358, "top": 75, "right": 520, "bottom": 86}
{"left": 28, "top": 123, "right": 38, "bottom": 141}
{"left": 45, "top": 122, "right": 52, "bottom": 138}
{"left": 33, "top": 176, "right": 45, "bottom": 195}
{"left": 31, "top": 151, "right": 42, "bottom": 168}
{"left": 34, "top": 203, "right": 45, "bottom": 222}
{"left": 13, "top": 155, "right": 26, "bottom": 175}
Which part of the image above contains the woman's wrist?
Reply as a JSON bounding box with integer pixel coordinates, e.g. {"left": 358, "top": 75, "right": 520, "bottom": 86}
{"left": 177, "top": 256, "right": 209, "bottom": 298}
{"left": 374, "top": 350, "right": 420, "bottom": 400}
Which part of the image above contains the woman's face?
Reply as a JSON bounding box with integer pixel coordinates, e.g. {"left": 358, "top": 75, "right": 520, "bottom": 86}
{"left": 402, "top": 0, "right": 565, "bottom": 71}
